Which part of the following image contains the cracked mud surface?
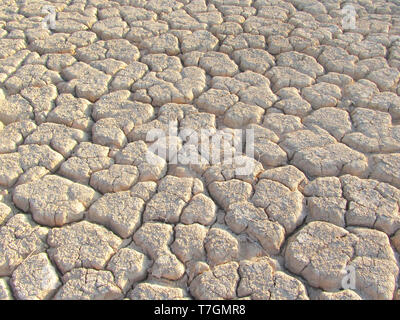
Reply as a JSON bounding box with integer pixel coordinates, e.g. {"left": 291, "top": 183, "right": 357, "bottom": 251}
{"left": 1, "top": 0, "right": 400, "bottom": 300}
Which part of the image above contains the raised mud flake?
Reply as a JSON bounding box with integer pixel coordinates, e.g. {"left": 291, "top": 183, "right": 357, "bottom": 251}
{"left": 54, "top": 268, "right": 123, "bottom": 300}
{"left": 143, "top": 192, "right": 186, "bottom": 224}
{"left": 106, "top": 247, "right": 150, "bottom": 293}
{"left": 225, "top": 202, "right": 285, "bottom": 255}
{"left": 285, "top": 221, "right": 399, "bottom": 299}
{"left": 232, "top": 48, "right": 275, "bottom": 74}
{"left": 59, "top": 142, "right": 113, "bottom": 184}
{"left": 223, "top": 102, "right": 264, "bottom": 129}
{"left": 291, "top": 143, "right": 368, "bottom": 178}
{"left": 30, "top": 33, "right": 76, "bottom": 55}
{"left": 340, "top": 175, "right": 400, "bottom": 235}
{"left": 115, "top": 141, "right": 167, "bottom": 182}
{"left": 208, "top": 179, "right": 253, "bottom": 211}
{"left": 171, "top": 223, "right": 208, "bottom": 263}
{"left": 0, "top": 94, "right": 33, "bottom": 125}
{"left": 90, "top": 164, "right": 139, "bottom": 194}
{"left": 180, "top": 194, "right": 217, "bottom": 226}
{"left": 181, "top": 30, "right": 219, "bottom": 53}
{"left": 252, "top": 179, "right": 305, "bottom": 234}
{"left": 190, "top": 262, "right": 239, "bottom": 300}
{"left": 24, "top": 122, "right": 88, "bottom": 157}
{"left": 303, "top": 107, "right": 351, "bottom": 141}
{"left": 10, "top": 253, "right": 61, "bottom": 300}
{"left": 130, "top": 283, "right": 186, "bottom": 300}
{"left": 61, "top": 62, "right": 112, "bottom": 102}
{"left": 47, "top": 221, "right": 123, "bottom": 274}
{"left": 46, "top": 94, "right": 93, "bottom": 131}
{"left": 196, "top": 88, "right": 238, "bottom": 116}
{"left": 4, "top": 64, "right": 62, "bottom": 95}
{"left": 0, "top": 214, "right": 48, "bottom": 277}
{"left": 204, "top": 227, "right": 239, "bottom": 266}
{"left": 0, "top": 278, "right": 12, "bottom": 300}
{"left": 133, "top": 222, "right": 185, "bottom": 281}
{"left": 199, "top": 52, "right": 239, "bottom": 77}
{"left": 88, "top": 191, "right": 145, "bottom": 239}
{"left": 13, "top": 175, "right": 98, "bottom": 227}
{"left": 0, "top": 144, "right": 64, "bottom": 188}
{"left": 370, "top": 153, "right": 400, "bottom": 189}
{"left": 237, "top": 257, "right": 308, "bottom": 300}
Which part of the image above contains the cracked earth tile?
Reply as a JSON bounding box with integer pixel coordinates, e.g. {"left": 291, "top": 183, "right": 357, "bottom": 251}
{"left": 275, "top": 90, "right": 312, "bottom": 117}
{"left": 140, "top": 33, "right": 180, "bottom": 55}
{"left": 238, "top": 257, "right": 308, "bottom": 300}
{"left": 292, "top": 143, "right": 368, "bottom": 178}
{"left": 130, "top": 283, "right": 186, "bottom": 300}
{"left": 259, "top": 165, "right": 307, "bottom": 191}
{"left": 133, "top": 222, "right": 185, "bottom": 280}
{"left": 190, "top": 261, "right": 239, "bottom": 300}
{"left": 263, "top": 113, "right": 304, "bottom": 137}
{"left": 196, "top": 88, "right": 239, "bottom": 115}
{"left": 55, "top": 268, "right": 123, "bottom": 300}
{"left": 30, "top": 33, "right": 76, "bottom": 55}
{"left": 88, "top": 191, "right": 145, "bottom": 239}
{"left": 303, "top": 107, "right": 351, "bottom": 140}
{"left": 303, "top": 177, "right": 342, "bottom": 197}
{"left": 225, "top": 201, "right": 285, "bottom": 255}
{"left": 221, "top": 33, "right": 265, "bottom": 54}
{"left": 277, "top": 51, "right": 324, "bottom": 79}
{"left": 61, "top": 62, "right": 112, "bottom": 102}
{"left": 109, "top": 62, "right": 148, "bottom": 91}
{"left": 252, "top": 178, "right": 305, "bottom": 234}
{"left": 370, "top": 153, "right": 400, "bottom": 189}
{"left": 92, "top": 17, "right": 128, "bottom": 40}
{"left": 24, "top": 122, "right": 88, "bottom": 157}
{"left": 13, "top": 175, "right": 98, "bottom": 227}
{"left": 307, "top": 196, "right": 347, "bottom": 227}
{"left": 182, "top": 30, "right": 219, "bottom": 53}
{"left": 59, "top": 142, "right": 113, "bottom": 184}
{"left": 0, "top": 278, "right": 12, "bottom": 300}
{"left": 92, "top": 118, "right": 128, "bottom": 149}
{"left": 171, "top": 223, "right": 208, "bottom": 263}
{"left": 106, "top": 246, "right": 150, "bottom": 293}
{"left": 318, "top": 45, "right": 358, "bottom": 77}
{"left": 369, "top": 92, "right": 400, "bottom": 120}
{"left": 0, "top": 202, "right": 12, "bottom": 226}
{"left": 47, "top": 94, "right": 93, "bottom": 131}
{"left": 205, "top": 227, "right": 239, "bottom": 266}
{"left": 301, "top": 82, "right": 342, "bottom": 109}
{"left": 208, "top": 179, "right": 253, "bottom": 211}
{"left": 90, "top": 164, "right": 139, "bottom": 194}
{"left": 5, "top": 64, "right": 62, "bottom": 95}
{"left": 0, "top": 120, "right": 36, "bottom": 153}
{"left": 10, "top": 252, "right": 61, "bottom": 300}
{"left": 266, "top": 66, "right": 314, "bottom": 91}
{"left": 341, "top": 175, "right": 400, "bottom": 235}
{"left": 115, "top": 141, "right": 167, "bottom": 182}
{"left": 48, "top": 221, "right": 123, "bottom": 274}
{"left": 0, "top": 214, "right": 48, "bottom": 276}
{"left": 0, "top": 144, "right": 63, "bottom": 187}
{"left": 199, "top": 52, "right": 239, "bottom": 77}
{"left": 233, "top": 48, "right": 275, "bottom": 74}
{"left": 223, "top": 102, "right": 264, "bottom": 128}
{"left": 180, "top": 194, "right": 217, "bottom": 226}
{"left": 0, "top": 93, "right": 33, "bottom": 125}
{"left": 286, "top": 221, "right": 398, "bottom": 299}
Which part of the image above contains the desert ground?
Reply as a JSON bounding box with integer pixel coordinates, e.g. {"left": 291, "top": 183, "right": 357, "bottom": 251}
{"left": 1, "top": 0, "right": 400, "bottom": 300}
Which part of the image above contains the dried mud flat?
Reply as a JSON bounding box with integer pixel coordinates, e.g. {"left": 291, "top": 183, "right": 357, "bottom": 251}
{"left": 1, "top": 0, "right": 400, "bottom": 301}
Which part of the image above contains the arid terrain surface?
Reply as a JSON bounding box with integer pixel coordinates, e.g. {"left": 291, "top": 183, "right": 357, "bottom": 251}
{"left": 1, "top": 0, "right": 400, "bottom": 300}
